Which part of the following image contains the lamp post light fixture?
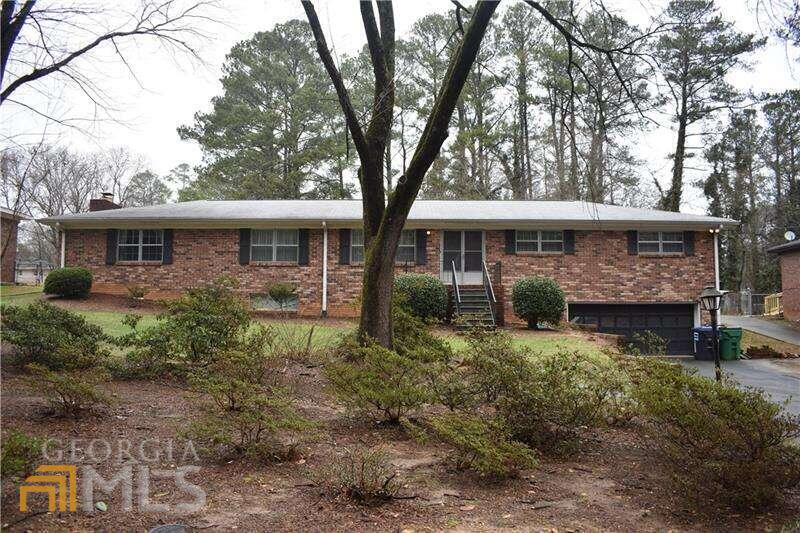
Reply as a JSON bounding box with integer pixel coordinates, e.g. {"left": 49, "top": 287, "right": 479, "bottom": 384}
{"left": 699, "top": 285, "right": 726, "bottom": 382}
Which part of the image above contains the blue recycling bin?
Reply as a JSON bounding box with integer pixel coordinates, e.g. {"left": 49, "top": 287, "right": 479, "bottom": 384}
{"left": 693, "top": 326, "right": 714, "bottom": 360}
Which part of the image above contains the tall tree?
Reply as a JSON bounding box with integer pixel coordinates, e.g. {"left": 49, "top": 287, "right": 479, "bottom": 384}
{"left": 303, "top": 0, "right": 498, "bottom": 347}
{"left": 762, "top": 90, "right": 800, "bottom": 234}
{"left": 655, "top": 0, "right": 764, "bottom": 212}
{"left": 119, "top": 170, "right": 173, "bottom": 207}
{"left": 179, "top": 20, "right": 350, "bottom": 199}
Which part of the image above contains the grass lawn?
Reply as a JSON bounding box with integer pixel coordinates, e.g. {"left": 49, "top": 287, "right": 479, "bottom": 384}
{"left": 443, "top": 329, "right": 609, "bottom": 357}
{"left": 0, "top": 287, "right": 606, "bottom": 354}
{"left": 0, "top": 284, "right": 44, "bottom": 306}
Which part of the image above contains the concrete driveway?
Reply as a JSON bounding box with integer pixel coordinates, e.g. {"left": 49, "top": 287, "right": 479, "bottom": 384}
{"left": 721, "top": 315, "right": 800, "bottom": 346}
{"left": 680, "top": 358, "right": 800, "bottom": 416}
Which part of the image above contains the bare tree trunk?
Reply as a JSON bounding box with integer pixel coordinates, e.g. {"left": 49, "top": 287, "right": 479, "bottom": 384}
{"left": 663, "top": 102, "right": 688, "bottom": 212}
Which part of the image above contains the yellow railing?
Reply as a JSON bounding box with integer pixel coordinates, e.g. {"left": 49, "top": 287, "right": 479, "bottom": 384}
{"left": 764, "top": 292, "right": 783, "bottom": 316}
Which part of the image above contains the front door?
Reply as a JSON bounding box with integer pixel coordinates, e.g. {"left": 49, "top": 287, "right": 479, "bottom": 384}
{"left": 441, "top": 230, "right": 484, "bottom": 285}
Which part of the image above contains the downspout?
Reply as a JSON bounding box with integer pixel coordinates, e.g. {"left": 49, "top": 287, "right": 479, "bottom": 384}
{"left": 59, "top": 225, "right": 66, "bottom": 268}
{"left": 714, "top": 226, "right": 720, "bottom": 323}
{"left": 322, "top": 221, "right": 328, "bottom": 318}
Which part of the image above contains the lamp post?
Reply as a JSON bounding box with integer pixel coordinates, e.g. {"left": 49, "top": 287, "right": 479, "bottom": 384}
{"left": 699, "top": 285, "right": 726, "bottom": 382}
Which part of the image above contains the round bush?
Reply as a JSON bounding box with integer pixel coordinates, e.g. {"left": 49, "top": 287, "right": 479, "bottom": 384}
{"left": 394, "top": 273, "right": 447, "bottom": 320}
{"left": 511, "top": 276, "right": 566, "bottom": 329}
{"left": 43, "top": 267, "right": 93, "bottom": 299}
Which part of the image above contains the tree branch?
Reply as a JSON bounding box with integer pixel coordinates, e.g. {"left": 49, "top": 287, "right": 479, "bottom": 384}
{"left": 301, "top": 0, "right": 369, "bottom": 162}
{"left": 0, "top": 0, "right": 36, "bottom": 86}
{"left": 389, "top": 1, "right": 499, "bottom": 219}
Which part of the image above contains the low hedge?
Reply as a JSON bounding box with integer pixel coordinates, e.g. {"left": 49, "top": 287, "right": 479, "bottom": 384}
{"left": 394, "top": 273, "right": 447, "bottom": 320}
{"left": 43, "top": 267, "right": 92, "bottom": 299}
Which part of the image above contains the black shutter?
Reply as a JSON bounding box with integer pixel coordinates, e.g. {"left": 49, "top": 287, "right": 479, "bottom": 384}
{"left": 626, "top": 230, "right": 638, "bottom": 255}
{"left": 162, "top": 229, "right": 174, "bottom": 264}
{"left": 105, "top": 229, "right": 117, "bottom": 265}
{"left": 683, "top": 231, "right": 695, "bottom": 256}
{"left": 339, "top": 229, "right": 351, "bottom": 265}
{"left": 415, "top": 229, "right": 427, "bottom": 265}
{"left": 298, "top": 229, "right": 310, "bottom": 265}
{"left": 564, "top": 230, "right": 575, "bottom": 255}
{"left": 239, "top": 228, "right": 251, "bottom": 265}
{"left": 504, "top": 230, "right": 516, "bottom": 254}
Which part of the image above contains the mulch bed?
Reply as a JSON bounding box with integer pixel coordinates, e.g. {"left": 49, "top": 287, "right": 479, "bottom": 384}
{"left": 2, "top": 361, "right": 798, "bottom": 532}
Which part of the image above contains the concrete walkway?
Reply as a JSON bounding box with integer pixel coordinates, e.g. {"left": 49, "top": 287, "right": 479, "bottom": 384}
{"left": 720, "top": 315, "right": 800, "bottom": 346}
{"left": 680, "top": 359, "right": 800, "bottom": 416}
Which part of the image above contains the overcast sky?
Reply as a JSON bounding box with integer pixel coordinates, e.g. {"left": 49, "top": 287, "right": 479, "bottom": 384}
{"left": 2, "top": 0, "right": 798, "bottom": 214}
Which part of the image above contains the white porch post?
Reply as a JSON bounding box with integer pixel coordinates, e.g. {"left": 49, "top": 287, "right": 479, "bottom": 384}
{"left": 322, "top": 221, "right": 328, "bottom": 317}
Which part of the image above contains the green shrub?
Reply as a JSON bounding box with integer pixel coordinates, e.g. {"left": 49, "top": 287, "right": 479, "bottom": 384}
{"left": 184, "top": 321, "right": 313, "bottom": 462}
{"left": 391, "top": 304, "right": 454, "bottom": 363}
{"left": 316, "top": 447, "right": 399, "bottom": 505}
{"left": 188, "top": 325, "right": 282, "bottom": 411}
{"left": 1, "top": 302, "right": 109, "bottom": 370}
{"left": 126, "top": 285, "right": 148, "bottom": 307}
{"left": 394, "top": 273, "right": 447, "bottom": 320}
{"left": 26, "top": 364, "right": 111, "bottom": 417}
{"left": 498, "top": 350, "right": 623, "bottom": 454}
{"left": 186, "top": 388, "right": 312, "bottom": 462}
{"left": 623, "top": 330, "right": 668, "bottom": 356}
{"left": 163, "top": 277, "right": 251, "bottom": 366}
{"left": 43, "top": 267, "right": 92, "bottom": 298}
{"left": 430, "top": 413, "right": 537, "bottom": 478}
{"left": 459, "top": 328, "right": 535, "bottom": 404}
{"left": 511, "top": 276, "right": 566, "bottom": 329}
{"left": 326, "top": 306, "right": 453, "bottom": 423}
{"left": 267, "top": 282, "right": 298, "bottom": 312}
{"left": 631, "top": 360, "right": 800, "bottom": 510}
{"left": 114, "top": 278, "right": 252, "bottom": 376}
{"left": 110, "top": 314, "right": 175, "bottom": 379}
{"left": 326, "top": 341, "right": 434, "bottom": 423}
{"left": 1, "top": 431, "right": 44, "bottom": 478}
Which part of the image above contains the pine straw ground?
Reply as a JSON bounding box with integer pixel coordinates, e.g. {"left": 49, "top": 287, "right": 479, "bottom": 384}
{"left": 2, "top": 356, "right": 799, "bottom": 533}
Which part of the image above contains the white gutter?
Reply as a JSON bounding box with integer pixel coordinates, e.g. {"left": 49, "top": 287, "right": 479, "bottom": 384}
{"left": 322, "top": 221, "right": 328, "bottom": 317}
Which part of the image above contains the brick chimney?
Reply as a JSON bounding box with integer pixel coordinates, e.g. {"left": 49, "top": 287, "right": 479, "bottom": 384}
{"left": 89, "top": 192, "right": 121, "bottom": 212}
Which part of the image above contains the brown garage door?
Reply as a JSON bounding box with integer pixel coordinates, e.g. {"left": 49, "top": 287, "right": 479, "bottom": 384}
{"left": 569, "top": 303, "right": 695, "bottom": 355}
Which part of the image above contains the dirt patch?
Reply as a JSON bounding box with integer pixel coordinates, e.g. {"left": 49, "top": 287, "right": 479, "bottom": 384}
{"left": 2, "top": 363, "right": 797, "bottom": 532}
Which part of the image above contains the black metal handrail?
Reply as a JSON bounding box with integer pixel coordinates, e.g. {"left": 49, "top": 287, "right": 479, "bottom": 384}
{"left": 481, "top": 260, "right": 496, "bottom": 324}
{"left": 451, "top": 260, "right": 461, "bottom": 314}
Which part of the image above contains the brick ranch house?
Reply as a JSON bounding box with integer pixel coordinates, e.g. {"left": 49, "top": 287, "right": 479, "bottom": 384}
{"left": 768, "top": 239, "right": 800, "bottom": 324}
{"left": 41, "top": 198, "right": 736, "bottom": 354}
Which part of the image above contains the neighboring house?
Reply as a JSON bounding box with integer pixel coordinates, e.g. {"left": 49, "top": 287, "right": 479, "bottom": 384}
{"left": 15, "top": 260, "right": 54, "bottom": 284}
{"left": 1, "top": 207, "right": 29, "bottom": 284}
{"left": 767, "top": 239, "right": 800, "bottom": 324}
{"left": 40, "top": 199, "right": 737, "bottom": 354}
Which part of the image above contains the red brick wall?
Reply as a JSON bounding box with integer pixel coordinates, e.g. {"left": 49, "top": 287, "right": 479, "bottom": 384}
{"left": 484, "top": 230, "right": 713, "bottom": 324}
{"left": 1, "top": 216, "right": 19, "bottom": 283}
{"left": 780, "top": 251, "right": 800, "bottom": 324}
{"left": 65, "top": 228, "right": 714, "bottom": 319}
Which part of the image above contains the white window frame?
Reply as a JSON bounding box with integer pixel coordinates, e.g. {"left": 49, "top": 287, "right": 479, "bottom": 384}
{"left": 250, "top": 229, "right": 299, "bottom": 263}
{"left": 637, "top": 231, "right": 684, "bottom": 254}
{"left": 515, "top": 230, "right": 564, "bottom": 253}
{"left": 351, "top": 229, "right": 416, "bottom": 264}
{"left": 117, "top": 229, "right": 163, "bottom": 262}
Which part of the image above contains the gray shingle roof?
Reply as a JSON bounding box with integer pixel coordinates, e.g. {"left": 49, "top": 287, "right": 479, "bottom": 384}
{"left": 767, "top": 239, "right": 800, "bottom": 254}
{"left": 39, "top": 199, "right": 737, "bottom": 230}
